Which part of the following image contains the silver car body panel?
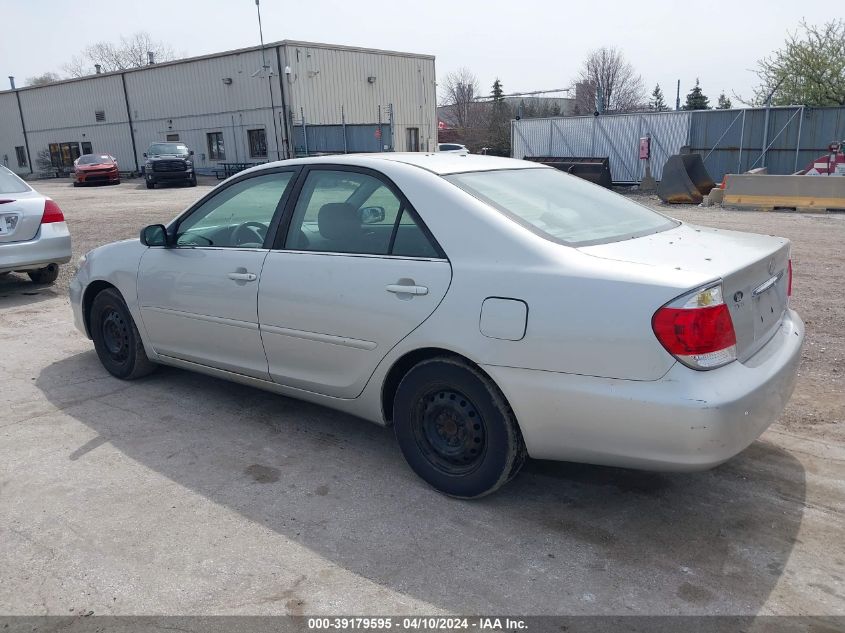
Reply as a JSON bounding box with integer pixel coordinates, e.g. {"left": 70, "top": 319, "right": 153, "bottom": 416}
{"left": 69, "top": 154, "right": 805, "bottom": 470}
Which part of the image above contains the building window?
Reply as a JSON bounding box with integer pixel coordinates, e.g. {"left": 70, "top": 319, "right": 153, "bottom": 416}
{"left": 166, "top": 133, "right": 180, "bottom": 142}
{"left": 15, "top": 146, "right": 27, "bottom": 168}
{"left": 81, "top": 141, "right": 93, "bottom": 155}
{"left": 248, "top": 129, "right": 267, "bottom": 158}
{"left": 207, "top": 132, "right": 225, "bottom": 161}
{"left": 94, "top": 110, "right": 106, "bottom": 122}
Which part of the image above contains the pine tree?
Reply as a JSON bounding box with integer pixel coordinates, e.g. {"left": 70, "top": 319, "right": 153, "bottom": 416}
{"left": 683, "top": 79, "right": 711, "bottom": 110}
{"left": 649, "top": 84, "right": 668, "bottom": 111}
{"left": 717, "top": 92, "right": 732, "bottom": 109}
{"left": 488, "top": 78, "right": 510, "bottom": 156}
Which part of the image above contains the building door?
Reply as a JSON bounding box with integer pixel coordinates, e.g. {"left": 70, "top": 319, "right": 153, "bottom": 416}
{"left": 406, "top": 127, "right": 420, "bottom": 152}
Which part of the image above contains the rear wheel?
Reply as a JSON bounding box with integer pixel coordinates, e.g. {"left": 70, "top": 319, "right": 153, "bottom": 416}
{"left": 90, "top": 288, "right": 157, "bottom": 380}
{"left": 27, "top": 264, "right": 59, "bottom": 285}
{"left": 393, "top": 357, "right": 526, "bottom": 499}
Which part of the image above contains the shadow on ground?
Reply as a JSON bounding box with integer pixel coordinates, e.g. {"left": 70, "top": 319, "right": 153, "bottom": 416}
{"left": 0, "top": 275, "right": 60, "bottom": 308}
{"left": 35, "top": 351, "right": 807, "bottom": 614}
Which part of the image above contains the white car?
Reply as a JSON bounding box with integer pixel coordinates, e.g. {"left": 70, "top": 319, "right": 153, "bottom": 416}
{"left": 0, "top": 165, "right": 71, "bottom": 284}
{"left": 438, "top": 143, "right": 469, "bottom": 154}
{"left": 69, "top": 154, "right": 803, "bottom": 498}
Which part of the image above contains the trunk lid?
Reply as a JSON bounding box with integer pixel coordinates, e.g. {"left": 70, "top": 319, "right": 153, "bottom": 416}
{"left": 579, "top": 223, "right": 790, "bottom": 362}
{"left": 0, "top": 190, "right": 46, "bottom": 244}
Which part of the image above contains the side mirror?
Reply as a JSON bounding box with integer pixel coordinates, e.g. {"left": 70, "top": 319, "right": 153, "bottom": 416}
{"left": 360, "top": 206, "right": 386, "bottom": 224}
{"left": 140, "top": 224, "right": 169, "bottom": 247}
{"left": 189, "top": 150, "right": 195, "bottom": 156}
{"left": 143, "top": 152, "right": 147, "bottom": 158}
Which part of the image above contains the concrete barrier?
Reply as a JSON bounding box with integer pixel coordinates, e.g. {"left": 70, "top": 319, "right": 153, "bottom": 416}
{"left": 722, "top": 174, "right": 845, "bottom": 212}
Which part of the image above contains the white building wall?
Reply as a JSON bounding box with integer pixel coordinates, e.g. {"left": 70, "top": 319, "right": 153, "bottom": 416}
{"left": 0, "top": 92, "right": 27, "bottom": 175}
{"left": 0, "top": 40, "right": 437, "bottom": 178}
{"left": 282, "top": 43, "right": 436, "bottom": 151}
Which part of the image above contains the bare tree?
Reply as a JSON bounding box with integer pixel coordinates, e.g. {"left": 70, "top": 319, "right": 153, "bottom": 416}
{"left": 439, "top": 67, "right": 487, "bottom": 129}
{"left": 26, "top": 72, "right": 62, "bottom": 87}
{"left": 63, "top": 32, "right": 176, "bottom": 77}
{"left": 575, "top": 47, "right": 645, "bottom": 114}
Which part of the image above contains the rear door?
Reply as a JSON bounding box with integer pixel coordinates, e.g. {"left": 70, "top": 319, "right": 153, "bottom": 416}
{"left": 0, "top": 168, "right": 43, "bottom": 244}
{"left": 258, "top": 166, "right": 451, "bottom": 398}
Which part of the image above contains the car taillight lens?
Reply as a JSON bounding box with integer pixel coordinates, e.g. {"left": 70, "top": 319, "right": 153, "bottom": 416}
{"left": 41, "top": 199, "right": 64, "bottom": 224}
{"left": 787, "top": 259, "right": 793, "bottom": 298}
{"left": 652, "top": 283, "right": 737, "bottom": 370}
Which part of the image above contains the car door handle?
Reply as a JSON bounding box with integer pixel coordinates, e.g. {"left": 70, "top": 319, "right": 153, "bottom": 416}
{"left": 227, "top": 271, "right": 257, "bottom": 282}
{"left": 386, "top": 283, "right": 428, "bottom": 296}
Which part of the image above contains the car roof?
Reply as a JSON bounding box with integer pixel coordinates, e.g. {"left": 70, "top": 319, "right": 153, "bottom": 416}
{"left": 251, "top": 153, "right": 543, "bottom": 176}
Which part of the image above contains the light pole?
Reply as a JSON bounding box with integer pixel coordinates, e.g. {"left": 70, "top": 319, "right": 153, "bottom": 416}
{"left": 253, "top": 0, "right": 282, "bottom": 160}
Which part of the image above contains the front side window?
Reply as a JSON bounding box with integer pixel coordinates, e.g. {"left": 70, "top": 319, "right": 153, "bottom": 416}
{"left": 446, "top": 168, "right": 677, "bottom": 246}
{"left": 248, "top": 129, "right": 267, "bottom": 158}
{"left": 176, "top": 172, "right": 293, "bottom": 248}
{"left": 207, "top": 133, "right": 225, "bottom": 161}
{"left": 284, "top": 169, "right": 440, "bottom": 258}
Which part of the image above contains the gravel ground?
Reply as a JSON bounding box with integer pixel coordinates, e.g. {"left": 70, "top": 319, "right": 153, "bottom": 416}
{"left": 1, "top": 176, "right": 843, "bottom": 617}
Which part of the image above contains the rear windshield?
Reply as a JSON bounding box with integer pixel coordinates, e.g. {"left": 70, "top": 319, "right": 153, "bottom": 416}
{"left": 0, "top": 167, "right": 30, "bottom": 194}
{"left": 445, "top": 168, "right": 677, "bottom": 246}
{"left": 149, "top": 143, "right": 188, "bottom": 155}
{"left": 77, "top": 154, "right": 113, "bottom": 165}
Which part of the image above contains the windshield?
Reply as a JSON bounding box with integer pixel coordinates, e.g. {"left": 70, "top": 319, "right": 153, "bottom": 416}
{"left": 148, "top": 143, "right": 188, "bottom": 155}
{"left": 77, "top": 154, "right": 113, "bottom": 165}
{"left": 445, "top": 168, "right": 677, "bottom": 246}
{"left": 0, "top": 166, "right": 30, "bottom": 194}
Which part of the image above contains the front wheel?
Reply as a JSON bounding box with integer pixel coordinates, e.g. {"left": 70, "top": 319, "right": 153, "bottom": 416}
{"left": 188, "top": 176, "right": 197, "bottom": 187}
{"left": 146, "top": 180, "right": 155, "bottom": 189}
{"left": 90, "top": 288, "right": 157, "bottom": 380}
{"left": 393, "top": 357, "right": 526, "bottom": 499}
{"left": 28, "top": 264, "right": 59, "bottom": 285}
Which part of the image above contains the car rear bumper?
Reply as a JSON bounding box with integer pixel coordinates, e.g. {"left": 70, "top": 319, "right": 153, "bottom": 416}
{"left": 0, "top": 222, "right": 72, "bottom": 273}
{"left": 484, "top": 309, "right": 804, "bottom": 471}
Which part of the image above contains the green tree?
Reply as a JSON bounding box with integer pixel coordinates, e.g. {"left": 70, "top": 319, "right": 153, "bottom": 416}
{"left": 747, "top": 19, "right": 845, "bottom": 106}
{"left": 488, "top": 78, "right": 510, "bottom": 156}
{"left": 649, "top": 83, "right": 668, "bottom": 111}
{"left": 683, "top": 79, "right": 711, "bottom": 110}
{"left": 717, "top": 92, "right": 732, "bottom": 109}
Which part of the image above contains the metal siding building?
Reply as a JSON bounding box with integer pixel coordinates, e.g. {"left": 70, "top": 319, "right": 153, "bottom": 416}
{"left": 513, "top": 106, "right": 845, "bottom": 184}
{"left": 0, "top": 40, "right": 436, "bottom": 176}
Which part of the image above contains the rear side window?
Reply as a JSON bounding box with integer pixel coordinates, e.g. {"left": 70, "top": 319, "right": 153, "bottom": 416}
{"left": 445, "top": 168, "right": 677, "bottom": 246}
{"left": 0, "top": 167, "right": 30, "bottom": 194}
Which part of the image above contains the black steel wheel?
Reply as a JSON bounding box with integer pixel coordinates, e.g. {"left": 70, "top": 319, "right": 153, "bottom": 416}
{"left": 393, "top": 357, "right": 526, "bottom": 498}
{"left": 90, "top": 288, "right": 157, "bottom": 380}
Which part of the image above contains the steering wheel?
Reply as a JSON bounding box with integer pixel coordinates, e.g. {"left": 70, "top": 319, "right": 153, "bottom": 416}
{"left": 232, "top": 221, "right": 268, "bottom": 247}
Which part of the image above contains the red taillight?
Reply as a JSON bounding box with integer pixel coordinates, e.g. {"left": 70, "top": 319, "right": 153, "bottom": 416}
{"left": 41, "top": 199, "right": 64, "bottom": 224}
{"left": 652, "top": 284, "right": 737, "bottom": 370}
{"left": 787, "top": 259, "right": 793, "bottom": 297}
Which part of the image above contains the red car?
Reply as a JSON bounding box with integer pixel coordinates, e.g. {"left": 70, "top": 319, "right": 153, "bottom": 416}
{"left": 73, "top": 154, "right": 120, "bottom": 186}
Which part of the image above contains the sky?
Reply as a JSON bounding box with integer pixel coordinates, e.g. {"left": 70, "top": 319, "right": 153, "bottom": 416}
{"left": 1, "top": 0, "right": 833, "bottom": 106}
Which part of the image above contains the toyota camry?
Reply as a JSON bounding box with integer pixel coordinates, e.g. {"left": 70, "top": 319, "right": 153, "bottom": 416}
{"left": 69, "top": 154, "right": 804, "bottom": 498}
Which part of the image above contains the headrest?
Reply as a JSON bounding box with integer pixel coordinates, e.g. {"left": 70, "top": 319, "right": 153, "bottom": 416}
{"left": 317, "top": 203, "right": 360, "bottom": 241}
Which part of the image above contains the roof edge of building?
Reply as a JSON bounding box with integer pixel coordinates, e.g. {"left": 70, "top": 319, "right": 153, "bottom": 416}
{"left": 1, "top": 39, "right": 435, "bottom": 96}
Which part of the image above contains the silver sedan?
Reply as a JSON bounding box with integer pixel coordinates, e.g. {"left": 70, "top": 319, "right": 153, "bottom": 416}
{"left": 69, "top": 154, "right": 804, "bottom": 498}
{"left": 0, "top": 165, "right": 71, "bottom": 284}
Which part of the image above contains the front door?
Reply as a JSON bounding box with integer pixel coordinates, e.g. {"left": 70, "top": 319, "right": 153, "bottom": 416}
{"left": 259, "top": 167, "right": 451, "bottom": 398}
{"left": 137, "top": 170, "right": 296, "bottom": 379}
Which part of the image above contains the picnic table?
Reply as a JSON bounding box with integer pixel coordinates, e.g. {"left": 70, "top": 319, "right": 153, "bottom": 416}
{"left": 215, "top": 161, "right": 267, "bottom": 179}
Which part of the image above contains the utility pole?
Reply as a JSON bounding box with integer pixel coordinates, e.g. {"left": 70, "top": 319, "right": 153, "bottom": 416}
{"left": 253, "top": 0, "right": 281, "bottom": 161}
{"left": 675, "top": 79, "right": 681, "bottom": 110}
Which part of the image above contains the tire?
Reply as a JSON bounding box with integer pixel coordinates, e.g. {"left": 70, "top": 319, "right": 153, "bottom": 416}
{"left": 114, "top": 179, "right": 121, "bottom": 185}
{"left": 73, "top": 181, "right": 80, "bottom": 187}
{"left": 188, "top": 176, "right": 197, "bottom": 187}
{"left": 146, "top": 180, "right": 155, "bottom": 189}
{"left": 90, "top": 288, "right": 157, "bottom": 380}
{"left": 27, "top": 264, "right": 59, "bottom": 285}
{"left": 393, "top": 357, "right": 526, "bottom": 499}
